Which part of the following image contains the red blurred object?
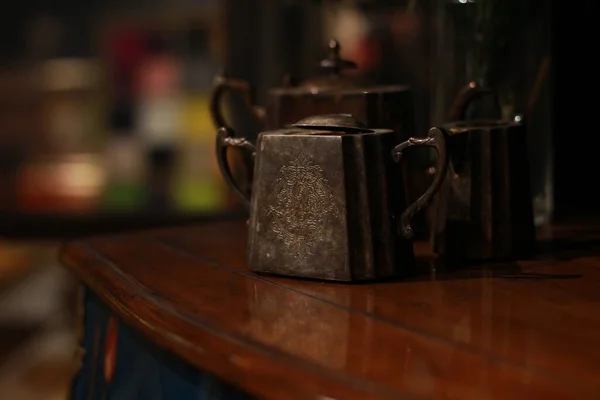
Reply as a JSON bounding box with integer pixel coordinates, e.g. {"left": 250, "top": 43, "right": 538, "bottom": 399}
{"left": 103, "top": 316, "right": 119, "bottom": 384}
{"left": 105, "top": 30, "right": 146, "bottom": 95}
{"left": 107, "top": 30, "right": 145, "bottom": 73}
{"left": 353, "top": 37, "right": 381, "bottom": 72}
{"left": 135, "top": 54, "right": 182, "bottom": 98}
{"left": 15, "top": 155, "right": 104, "bottom": 213}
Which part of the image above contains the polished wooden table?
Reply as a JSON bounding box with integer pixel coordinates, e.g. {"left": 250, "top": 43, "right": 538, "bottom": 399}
{"left": 60, "top": 219, "right": 600, "bottom": 400}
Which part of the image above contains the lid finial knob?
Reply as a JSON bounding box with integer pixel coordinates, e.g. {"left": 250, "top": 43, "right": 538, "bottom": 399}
{"left": 328, "top": 39, "right": 340, "bottom": 54}
{"left": 319, "top": 39, "right": 357, "bottom": 76}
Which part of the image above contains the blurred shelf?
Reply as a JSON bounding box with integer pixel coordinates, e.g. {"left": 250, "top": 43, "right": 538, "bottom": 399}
{"left": 0, "top": 210, "right": 245, "bottom": 239}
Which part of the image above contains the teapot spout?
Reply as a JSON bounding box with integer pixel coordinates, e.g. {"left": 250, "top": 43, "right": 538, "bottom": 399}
{"left": 446, "top": 81, "right": 492, "bottom": 122}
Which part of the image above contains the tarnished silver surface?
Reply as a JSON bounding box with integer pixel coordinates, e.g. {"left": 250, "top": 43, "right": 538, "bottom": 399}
{"left": 433, "top": 119, "right": 535, "bottom": 261}
{"left": 265, "top": 152, "right": 340, "bottom": 260}
{"left": 216, "top": 114, "right": 448, "bottom": 281}
{"left": 290, "top": 114, "right": 370, "bottom": 133}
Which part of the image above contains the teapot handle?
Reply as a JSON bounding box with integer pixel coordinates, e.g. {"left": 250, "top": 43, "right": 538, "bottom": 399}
{"left": 392, "top": 127, "right": 448, "bottom": 239}
{"left": 216, "top": 127, "right": 257, "bottom": 208}
{"left": 446, "top": 81, "right": 492, "bottom": 122}
{"left": 210, "top": 71, "right": 266, "bottom": 130}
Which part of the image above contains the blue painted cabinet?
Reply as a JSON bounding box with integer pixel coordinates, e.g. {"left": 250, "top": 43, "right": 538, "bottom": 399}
{"left": 71, "top": 288, "right": 254, "bottom": 400}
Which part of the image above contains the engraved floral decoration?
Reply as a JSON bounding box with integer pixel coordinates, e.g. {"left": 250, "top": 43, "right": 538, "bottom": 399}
{"left": 266, "top": 153, "right": 338, "bottom": 259}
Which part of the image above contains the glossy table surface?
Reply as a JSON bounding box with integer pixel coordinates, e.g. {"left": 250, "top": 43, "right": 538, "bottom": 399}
{"left": 60, "top": 219, "right": 600, "bottom": 400}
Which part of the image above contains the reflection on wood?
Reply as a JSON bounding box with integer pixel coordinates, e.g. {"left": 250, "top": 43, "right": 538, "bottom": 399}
{"left": 245, "top": 281, "right": 350, "bottom": 370}
{"left": 61, "top": 219, "right": 600, "bottom": 400}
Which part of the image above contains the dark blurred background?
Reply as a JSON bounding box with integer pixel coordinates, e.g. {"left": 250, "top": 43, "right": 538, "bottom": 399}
{"left": 0, "top": 0, "right": 590, "bottom": 398}
{"left": 0, "top": 0, "right": 559, "bottom": 223}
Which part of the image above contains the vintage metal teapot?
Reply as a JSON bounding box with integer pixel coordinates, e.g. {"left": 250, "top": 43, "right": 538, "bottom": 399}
{"left": 216, "top": 114, "right": 448, "bottom": 281}
{"left": 210, "top": 39, "right": 413, "bottom": 135}
{"left": 431, "top": 116, "right": 535, "bottom": 261}
{"left": 210, "top": 40, "right": 415, "bottom": 201}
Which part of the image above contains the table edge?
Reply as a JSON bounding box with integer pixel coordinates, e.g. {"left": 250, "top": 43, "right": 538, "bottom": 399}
{"left": 58, "top": 238, "right": 405, "bottom": 400}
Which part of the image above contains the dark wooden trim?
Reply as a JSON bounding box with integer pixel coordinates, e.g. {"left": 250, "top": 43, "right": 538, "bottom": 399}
{"left": 60, "top": 220, "right": 600, "bottom": 399}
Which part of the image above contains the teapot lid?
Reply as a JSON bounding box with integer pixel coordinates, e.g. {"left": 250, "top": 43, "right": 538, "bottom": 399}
{"left": 290, "top": 114, "right": 372, "bottom": 133}
{"left": 273, "top": 39, "right": 409, "bottom": 95}
{"left": 276, "top": 39, "right": 361, "bottom": 94}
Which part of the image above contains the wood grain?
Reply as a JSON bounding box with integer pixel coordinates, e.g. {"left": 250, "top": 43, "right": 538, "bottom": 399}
{"left": 60, "top": 219, "right": 600, "bottom": 400}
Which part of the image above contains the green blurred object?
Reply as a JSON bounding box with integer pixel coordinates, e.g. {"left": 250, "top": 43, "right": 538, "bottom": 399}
{"left": 173, "top": 178, "right": 223, "bottom": 212}
{"left": 102, "top": 182, "right": 146, "bottom": 211}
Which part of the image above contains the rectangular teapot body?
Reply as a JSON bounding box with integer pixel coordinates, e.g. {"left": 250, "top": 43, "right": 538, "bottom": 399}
{"left": 433, "top": 122, "right": 535, "bottom": 260}
{"left": 265, "top": 89, "right": 431, "bottom": 239}
{"left": 247, "top": 131, "right": 415, "bottom": 281}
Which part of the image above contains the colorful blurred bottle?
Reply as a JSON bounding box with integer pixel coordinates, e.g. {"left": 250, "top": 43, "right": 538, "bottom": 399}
{"left": 102, "top": 102, "right": 146, "bottom": 211}
{"left": 175, "top": 27, "right": 226, "bottom": 212}
{"left": 134, "top": 34, "right": 182, "bottom": 211}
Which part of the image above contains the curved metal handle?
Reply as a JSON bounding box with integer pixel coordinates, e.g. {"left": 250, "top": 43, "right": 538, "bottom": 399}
{"left": 392, "top": 127, "right": 448, "bottom": 239}
{"left": 446, "top": 81, "right": 492, "bottom": 122}
{"left": 210, "top": 71, "right": 266, "bottom": 130}
{"left": 216, "top": 127, "right": 257, "bottom": 208}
